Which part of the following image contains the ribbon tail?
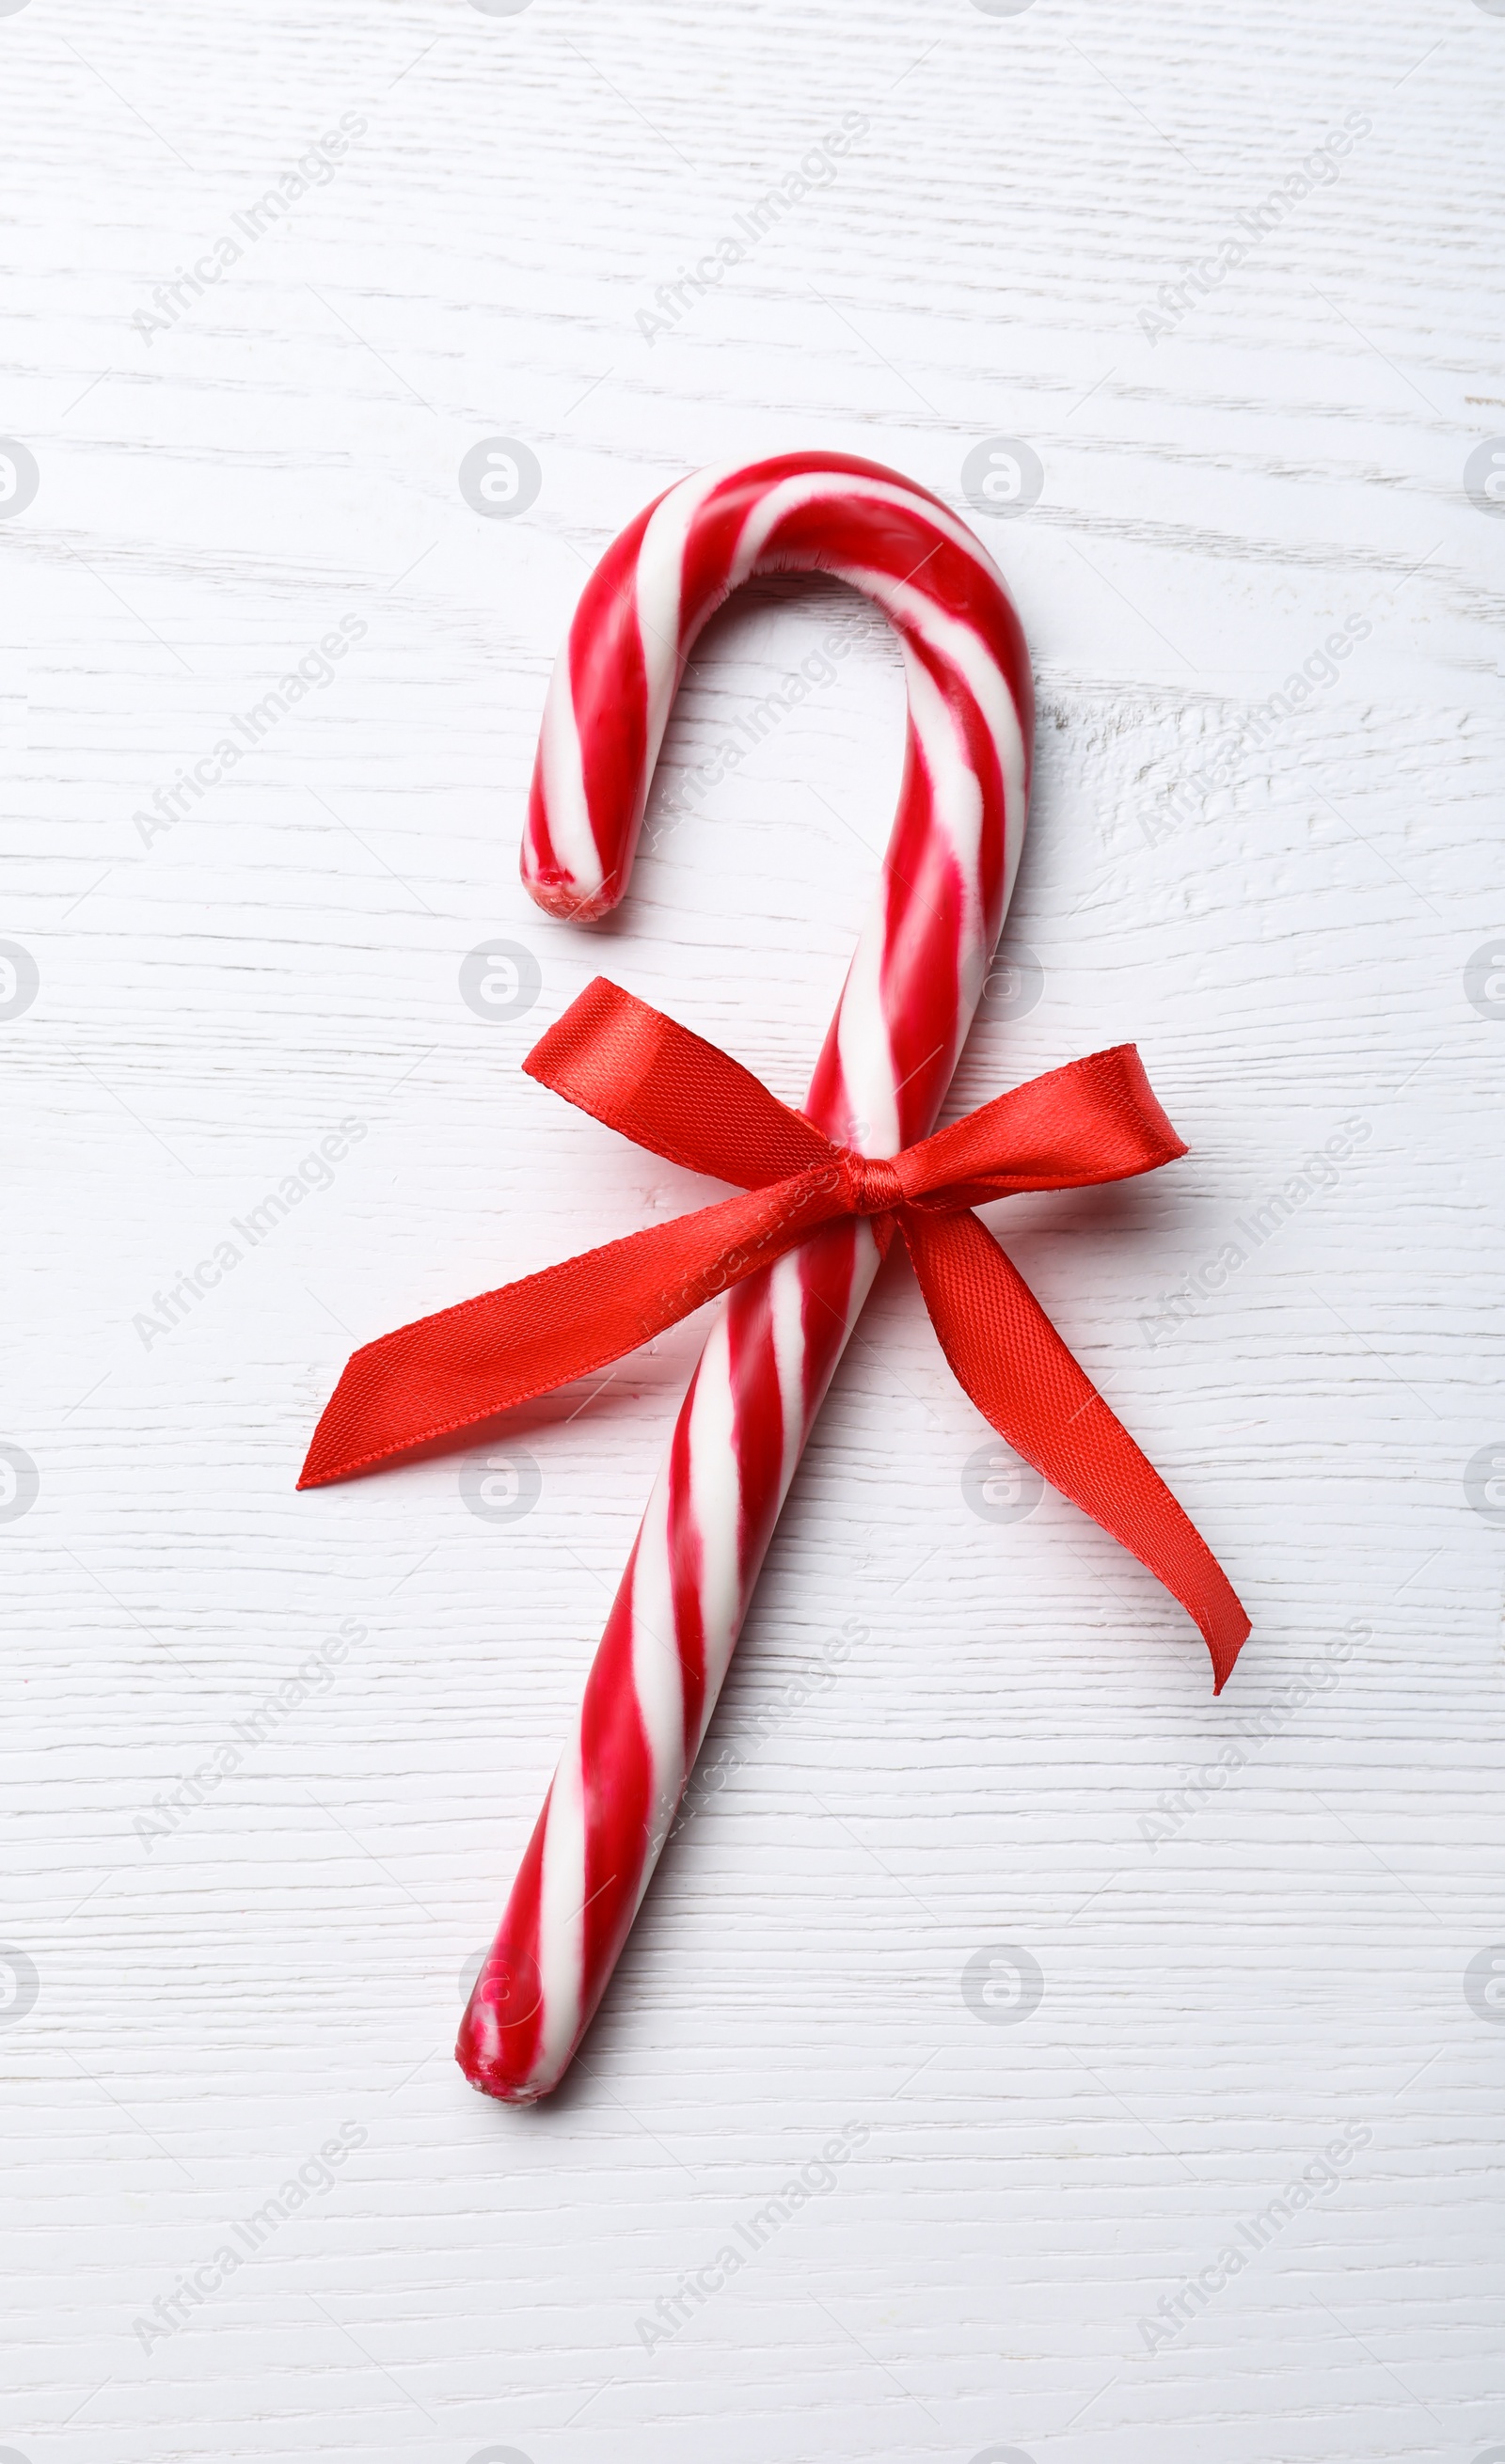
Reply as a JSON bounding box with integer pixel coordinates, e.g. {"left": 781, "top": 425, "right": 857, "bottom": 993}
{"left": 903, "top": 1211, "right": 1250, "bottom": 1692}
{"left": 298, "top": 1168, "right": 847, "bottom": 1489}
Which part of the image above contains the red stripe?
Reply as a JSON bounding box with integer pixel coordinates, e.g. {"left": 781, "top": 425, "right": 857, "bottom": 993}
{"left": 665, "top": 1391, "right": 708, "bottom": 1770}
{"left": 577, "top": 1547, "right": 655, "bottom": 2030}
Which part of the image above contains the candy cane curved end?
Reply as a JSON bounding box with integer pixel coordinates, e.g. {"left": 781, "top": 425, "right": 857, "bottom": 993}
{"left": 520, "top": 450, "right": 1035, "bottom": 938}
{"left": 462, "top": 454, "right": 1034, "bottom": 2102}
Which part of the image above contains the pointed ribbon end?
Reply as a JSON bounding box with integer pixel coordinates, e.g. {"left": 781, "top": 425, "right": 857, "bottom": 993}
{"left": 1203, "top": 1598, "right": 1252, "bottom": 1696}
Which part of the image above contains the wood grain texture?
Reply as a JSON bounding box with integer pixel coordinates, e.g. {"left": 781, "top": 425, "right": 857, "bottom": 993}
{"left": 2, "top": 0, "right": 1502, "bottom": 2457}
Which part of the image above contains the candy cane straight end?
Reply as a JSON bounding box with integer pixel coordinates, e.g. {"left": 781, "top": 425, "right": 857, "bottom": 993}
{"left": 521, "top": 860, "right": 621, "bottom": 926}
{"left": 455, "top": 1918, "right": 555, "bottom": 2104}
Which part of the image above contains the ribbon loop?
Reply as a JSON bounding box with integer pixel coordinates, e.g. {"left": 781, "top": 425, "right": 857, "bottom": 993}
{"left": 300, "top": 977, "right": 1249, "bottom": 1689}
{"left": 525, "top": 977, "right": 829, "bottom": 1191}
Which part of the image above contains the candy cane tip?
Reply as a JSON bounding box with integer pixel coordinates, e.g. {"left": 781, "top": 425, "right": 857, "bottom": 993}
{"left": 455, "top": 2030, "right": 550, "bottom": 2102}
{"left": 459, "top": 2063, "right": 547, "bottom": 2106}
{"left": 524, "top": 868, "right": 621, "bottom": 924}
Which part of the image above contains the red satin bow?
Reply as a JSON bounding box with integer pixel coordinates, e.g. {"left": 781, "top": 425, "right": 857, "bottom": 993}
{"left": 300, "top": 977, "right": 1249, "bottom": 1690}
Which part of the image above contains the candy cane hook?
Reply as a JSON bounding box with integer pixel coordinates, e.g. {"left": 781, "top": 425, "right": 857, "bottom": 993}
{"left": 459, "top": 451, "right": 1034, "bottom": 2100}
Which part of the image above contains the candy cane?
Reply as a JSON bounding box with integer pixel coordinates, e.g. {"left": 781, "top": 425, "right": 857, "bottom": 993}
{"left": 456, "top": 451, "right": 1033, "bottom": 2101}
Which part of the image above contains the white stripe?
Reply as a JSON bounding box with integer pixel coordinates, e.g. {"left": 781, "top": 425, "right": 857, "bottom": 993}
{"left": 534, "top": 656, "right": 603, "bottom": 899}
{"left": 727, "top": 471, "right": 1003, "bottom": 592}
{"left": 768, "top": 1248, "right": 809, "bottom": 1505}
{"left": 635, "top": 461, "right": 738, "bottom": 782}
{"left": 834, "top": 903, "right": 901, "bottom": 1156}
{"left": 686, "top": 1312, "right": 745, "bottom": 1712}
{"left": 628, "top": 1460, "right": 689, "bottom": 1872}
{"left": 835, "top": 561, "right": 1027, "bottom": 827}
{"left": 532, "top": 1733, "right": 587, "bottom": 2087}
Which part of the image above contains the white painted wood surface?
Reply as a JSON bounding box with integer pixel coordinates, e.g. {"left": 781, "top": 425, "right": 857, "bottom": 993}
{"left": 4, "top": 1, "right": 1503, "bottom": 2456}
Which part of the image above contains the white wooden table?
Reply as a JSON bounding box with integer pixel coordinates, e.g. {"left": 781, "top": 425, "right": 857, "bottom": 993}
{"left": 4, "top": 1, "right": 1503, "bottom": 2457}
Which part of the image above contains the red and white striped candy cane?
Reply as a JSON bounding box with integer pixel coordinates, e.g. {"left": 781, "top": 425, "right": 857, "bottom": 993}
{"left": 458, "top": 451, "right": 1033, "bottom": 2101}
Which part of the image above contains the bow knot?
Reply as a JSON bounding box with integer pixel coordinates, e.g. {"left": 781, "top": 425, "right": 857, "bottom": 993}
{"left": 299, "top": 976, "right": 1250, "bottom": 1691}
{"left": 841, "top": 1150, "right": 907, "bottom": 1220}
